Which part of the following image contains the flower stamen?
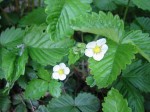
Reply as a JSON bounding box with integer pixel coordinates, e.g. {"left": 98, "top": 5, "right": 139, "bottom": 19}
{"left": 58, "top": 69, "right": 64, "bottom": 75}
{"left": 93, "top": 45, "right": 101, "bottom": 53}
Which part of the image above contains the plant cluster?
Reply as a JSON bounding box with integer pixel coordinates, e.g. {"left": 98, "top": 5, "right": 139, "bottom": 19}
{"left": 0, "top": 0, "right": 150, "bottom": 112}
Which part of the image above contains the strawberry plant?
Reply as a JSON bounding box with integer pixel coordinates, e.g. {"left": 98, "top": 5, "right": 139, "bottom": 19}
{"left": 0, "top": 0, "right": 150, "bottom": 112}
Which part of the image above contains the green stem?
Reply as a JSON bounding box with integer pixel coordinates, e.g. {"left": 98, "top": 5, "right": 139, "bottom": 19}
{"left": 123, "top": 0, "right": 131, "bottom": 21}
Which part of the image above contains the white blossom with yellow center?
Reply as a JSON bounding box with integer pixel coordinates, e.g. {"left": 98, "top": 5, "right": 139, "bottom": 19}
{"left": 52, "top": 63, "right": 70, "bottom": 81}
{"left": 85, "top": 38, "right": 108, "bottom": 61}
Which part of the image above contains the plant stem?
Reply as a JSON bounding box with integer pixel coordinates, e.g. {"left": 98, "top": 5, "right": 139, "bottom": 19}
{"left": 123, "top": 0, "right": 131, "bottom": 21}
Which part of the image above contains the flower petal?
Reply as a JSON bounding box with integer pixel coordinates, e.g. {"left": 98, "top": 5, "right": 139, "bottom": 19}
{"left": 64, "top": 67, "right": 70, "bottom": 75}
{"left": 85, "top": 49, "right": 94, "bottom": 57}
{"left": 96, "top": 38, "right": 106, "bottom": 46}
{"left": 59, "top": 75, "right": 66, "bottom": 81}
{"left": 93, "top": 53, "right": 104, "bottom": 61}
{"left": 53, "top": 65, "right": 60, "bottom": 72}
{"left": 59, "top": 63, "right": 66, "bottom": 69}
{"left": 52, "top": 72, "right": 59, "bottom": 79}
{"left": 101, "top": 44, "right": 108, "bottom": 54}
{"left": 86, "top": 41, "right": 96, "bottom": 48}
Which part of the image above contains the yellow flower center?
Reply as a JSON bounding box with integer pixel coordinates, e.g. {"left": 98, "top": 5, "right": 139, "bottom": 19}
{"left": 58, "top": 69, "right": 64, "bottom": 75}
{"left": 93, "top": 45, "right": 101, "bottom": 53}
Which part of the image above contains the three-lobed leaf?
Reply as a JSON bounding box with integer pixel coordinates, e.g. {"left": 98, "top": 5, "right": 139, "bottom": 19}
{"left": 47, "top": 93, "right": 100, "bottom": 112}
{"left": 102, "top": 88, "right": 132, "bottom": 112}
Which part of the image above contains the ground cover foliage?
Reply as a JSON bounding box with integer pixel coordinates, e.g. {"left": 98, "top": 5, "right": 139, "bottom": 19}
{"left": 0, "top": 0, "right": 150, "bottom": 112}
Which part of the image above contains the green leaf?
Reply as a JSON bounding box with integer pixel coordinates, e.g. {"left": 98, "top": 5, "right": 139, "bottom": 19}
{"left": 47, "top": 95, "right": 76, "bottom": 112}
{"left": 122, "top": 61, "right": 150, "bottom": 92}
{"left": 24, "top": 26, "right": 74, "bottom": 66}
{"left": 37, "top": 68, "right": 51, "bottom": 81}
{"left": 1, "top": 47, "right": 28, "bottom": 82}
{"left": 89, "top": 40, "right": 137, "bottom": 88}
{"left": 93, "top": 0, "right": 117, "bottom": 11}
{"left": 36, "top": 105, "right": 49, "bottom": 112}
{"left": 47, "top": 93, "right": 100, "bottom": 112}
{"left": 1, "top": 48, "right": 16, "bottom": 81}
{"left": 15, "top": 104, "right": 27, "bottom": 112}
{"left": 75, "top": 93, "right": 100, "bottom": 112}
{"left": 48, "top": 80, "right": 62, "bottom": 98}
{"left": 122, "top": 30, "right": 150, "bottom": 62}
{"left": 86, "top": 76, "right": 96, "bottom": 87}
{"left": 45, "top": 0, "right": 91, "bottom": 40}
{"left": 68, "top": 49, "right": 80, "bottom": 65}
{"left": 19, "top": 8, "right": 47, "bottom": 26}
{"left": 17, "top": 76, "right": 28, "bottom": 89}
{"left": 71, "top": 12, "right": 124, "bottom": 43}
{"left": 102, "top": 88, "right": 132, "bottom": 112}
{"left": 130, "top": 17, "right": 150, "bottom": 34}
{"left": 113, "top": 0, "right": 134, "bottom": 6}
{"left": 80, "top": 0, "right": 93, "bottom": 3}
{"left": 25, "top": 79, "right": 48, "bottom": 100}
{"left": 132, "top": 0, "right": 150, "bottom": 11}
{"left": 0, "top": 27, "right": 24, "bottom": 47}
{"left": 14, "top": 49, "right": 28, "bottom": 81}
{"left": 13, "top": 94, "right": 23, "bottom": 105}
{"left": 68, "top": 43, "right": 85, "bottom": 65}
{"left": 115, "top": 80, "right": 144, "bottom": 112}
{"left": 0, "top": 94, "right": 11, "bottom": 112}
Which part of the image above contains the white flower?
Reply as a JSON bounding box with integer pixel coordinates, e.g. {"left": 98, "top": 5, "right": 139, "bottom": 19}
{"left": 85, "top": 38, "right": 108, "bottom": 61}
{"left": 52, "top": 63, "right": 70, "bottom": 81}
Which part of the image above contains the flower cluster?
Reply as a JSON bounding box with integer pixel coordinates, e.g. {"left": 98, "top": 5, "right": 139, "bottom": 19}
{"left": 52, "top": 38, "right": 108, "bottom": 81}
